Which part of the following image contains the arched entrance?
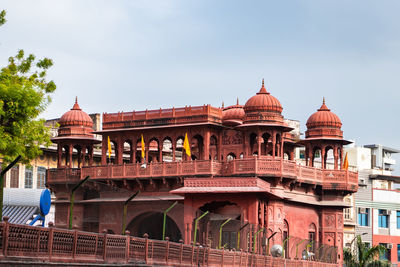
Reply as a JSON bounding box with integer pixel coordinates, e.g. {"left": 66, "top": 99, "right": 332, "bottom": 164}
{"left": 127, "top": 212, "right": 182, "bottom": 242}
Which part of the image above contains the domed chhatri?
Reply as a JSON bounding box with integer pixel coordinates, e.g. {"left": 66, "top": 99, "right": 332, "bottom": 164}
{"left": 305, "top": 98, "right": 343, "bottom": 139}
{"left": 59, "top": 97, "right": 93, "bottom": 128}
{"left": 222, "top": 98, "right": 245, "bottom": 126}
{"left": 57, "top": 97, "right": 94, "bottom": 138}
{"left": 243, "top": 79, "right": 284, "bottom": 124}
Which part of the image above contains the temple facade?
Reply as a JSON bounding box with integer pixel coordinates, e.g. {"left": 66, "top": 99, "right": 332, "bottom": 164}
{"left": 47, "top": 81, "right": 358, "bottom": 264}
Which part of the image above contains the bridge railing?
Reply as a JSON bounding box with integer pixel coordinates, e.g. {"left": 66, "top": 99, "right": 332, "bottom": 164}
{"left": 0, "top": 218, "right": 339, "bottom": 266}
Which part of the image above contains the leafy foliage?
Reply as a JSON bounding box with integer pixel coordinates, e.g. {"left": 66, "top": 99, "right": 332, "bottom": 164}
{"left": 0, "top": 10, "right": 56, "bottom": 164}
{"left": 344, "top": 235, "right": 390, "bottom": 267}
{"left": 0, "top": 10, "right": 6, "bottom": 26}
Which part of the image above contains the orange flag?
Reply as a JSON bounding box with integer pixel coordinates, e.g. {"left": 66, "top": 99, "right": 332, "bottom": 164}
{"left": 343, "top": 152, "right": 349, "bottom": 170}
{"left": 183, "top": 133, "right": 191, "bottom": 157}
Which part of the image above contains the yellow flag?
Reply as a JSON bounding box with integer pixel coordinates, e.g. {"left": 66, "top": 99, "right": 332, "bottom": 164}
{"left": 141, "top": 134, "right": 145, "bottom": 159}
{"left": 183, "top": 133, "right": 191, "bottom": 157}
{"left": 343, "top": 152, "right": 349, "bottom": 170}
{"left": 107, "top": 136, "right": 112, "bottom": 159}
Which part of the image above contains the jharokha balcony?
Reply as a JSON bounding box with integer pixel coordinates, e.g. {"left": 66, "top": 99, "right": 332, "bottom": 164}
{"left": 47, "top": 157, "right": 358, "bottom": 192}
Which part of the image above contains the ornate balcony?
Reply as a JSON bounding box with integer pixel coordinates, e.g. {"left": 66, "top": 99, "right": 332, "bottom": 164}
{"left": 47, "top": 158, "right": 358, "bottom": 192}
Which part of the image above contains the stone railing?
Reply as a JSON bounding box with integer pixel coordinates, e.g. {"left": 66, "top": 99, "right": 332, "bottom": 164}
{"left": 47, "top": 158, "right": 358, "bottom": 191}
{"left": 102, "top": 105, "right": 223, "bottom": 129}
{"left": 0, "top": 218, "right": 338, "bottom": 266}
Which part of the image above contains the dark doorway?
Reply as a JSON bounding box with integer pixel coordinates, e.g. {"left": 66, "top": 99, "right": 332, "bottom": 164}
{"left": 127, "top": 212, "right": 182, "bottom": 242}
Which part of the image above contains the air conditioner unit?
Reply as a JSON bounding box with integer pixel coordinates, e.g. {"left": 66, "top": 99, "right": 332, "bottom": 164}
{"left": 359, "top": 208, "right": 367, "bottom": 213}
{"left": 359, "top": 179, "right": 366, "bottom": 185}
{"left": 387, "top": 243, "right": 393, "bottom": 249}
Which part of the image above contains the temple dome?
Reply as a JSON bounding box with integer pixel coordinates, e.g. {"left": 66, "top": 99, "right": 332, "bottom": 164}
{"left": 305, "top": 98, "right": 343, "bottom": 139}
{"left": 222, "top": 99, "right": 245, "bottom": 126}
{"left": 243, "top": 80, "right": 284, "bottom": 124}
{"left": 244, "top": 80, "right": 283, "bottom": 114}
{"left": 59, "top": 98, "right": 93, "bottom": 128}
{"left": 306, "top": 99, "right": 342, "bottom": 129}
{"left": 56, "top": 98, "right": 94, "bottom": 138}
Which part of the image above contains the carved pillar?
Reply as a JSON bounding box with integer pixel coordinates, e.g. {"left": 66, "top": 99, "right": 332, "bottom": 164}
{"left": 77, "top": 147, "right": 82, "bottom": 168}
{"left": 132, "top": 137, "right": 137, "bottom": 163}
{"left": 172, "top": 142, "right": 176, "bottom": 161}
{"left": 289, "top": 148, "right": 294, "bottom": 161}
{"left": 89, "top": 146, "right": 94, "bottom": 166}
{"left": 57, "top": 144, "right": 62, "bottom": 168}
{"left": 158, "top": 143, "right": 163, "bottom": 162}
{"left": 319, "top": 209, "right": 343, "bottom": 265}
{"left": 145, "top": 139, "right": 149, "bottom": 163}
{"left": 257, "top": 131, "right": 262, "bottom": 158}
{"left": 68, "top": 144, "right": 73, "bottom": 168}
{"left": 204, "top": 130, "right": 210, "bottom": 160}
{"left": 129, "top": 141, "right": 134, "bottom": 163}
{"left": 305, "top": 147, "right": 309, "bottom": 166}
{"left": 272, "top": 132, "right": 276, "bottom": 158}
{"left": 244, "top": 132, "right": 249, "bottom": 158}
{"left": 217, "top": 132, "right": 222, "bottom": 161}
{"left": 81, "top": 146, "right": 86, "bottom": 167}
{"left": 101, "top": 138, "right": 107, "bottom": 165}
{"left": 333, "top": 145, "right": 338, "bottom": 170}
{"left": 321, "top": 145, "right": 326, "bottom": 169}
{"left": 184, "top": 197, "right": 194, "bottom": 244}
{"left": 116, "top": 139, "right": 123, "bottom": 165}
{"left": 309, "top": 147, "right": 314, "bottom": 167}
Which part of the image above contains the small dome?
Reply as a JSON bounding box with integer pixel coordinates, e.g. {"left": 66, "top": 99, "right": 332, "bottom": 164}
{"left": 222, "top": 99, "right": 245, "bottom": 126}
{"left": 305, "top": 98, "right": 343, "bottom": 139}
{"left": 59, "top": 97, "right": 93, "bottom": 128}
{"left": 306, "top": 99, "right": 342, "bottom": 129}
{"left": 244, "top": 80, "right": 283, "bottom": 114}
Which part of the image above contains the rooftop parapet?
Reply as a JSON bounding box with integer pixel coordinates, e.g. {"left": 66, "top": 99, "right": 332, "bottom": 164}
{"left": 102, "top": 105, "right": 223, "bottom": 130}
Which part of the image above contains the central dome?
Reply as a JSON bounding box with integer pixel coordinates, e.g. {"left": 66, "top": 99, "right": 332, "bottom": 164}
{"left": 244, "top": 80, "right": 283, "bottom": 113}
{"left": 243, "top": 80, "right": 284, "bottom": 124}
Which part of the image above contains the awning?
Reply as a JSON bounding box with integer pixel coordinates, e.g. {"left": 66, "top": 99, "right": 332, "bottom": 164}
{"left": 2, "top": 205, "right": 38, "bottom": 224}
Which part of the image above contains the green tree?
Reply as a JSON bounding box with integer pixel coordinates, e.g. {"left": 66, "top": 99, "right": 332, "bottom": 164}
{"left": 0, "top": 10, "right": 56, "bottom": 165}
{"left": 344, "top": 235, "right": 390, "bottom": 267}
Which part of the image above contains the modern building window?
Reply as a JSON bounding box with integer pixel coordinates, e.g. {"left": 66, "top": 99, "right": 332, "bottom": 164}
{"left": 358, "top": 208, "right": 369, "bottom": 226}
{"left": 10, "top": 165, "right": 19, "bottom": 188}
{"left": 397, "top": 211, "right": 400, "bottom": 229}
{"left": 25, "top": 167, "right": 33, "bottom": 188}
{"left": 378, "top": 210, "right": 389, "bottom": 228}
{"left": 379, "top": 243, "right": 390, "bottom": 261}
{"left": 37, "top": 167, "right": 46, "bottom": 189}
{"left": 398, "top": 244, "right": 400, "bottom": 262}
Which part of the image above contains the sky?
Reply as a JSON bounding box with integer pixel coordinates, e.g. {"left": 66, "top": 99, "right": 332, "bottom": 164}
{"left": 1, "top": 0, "right": 400, "bottom": 169}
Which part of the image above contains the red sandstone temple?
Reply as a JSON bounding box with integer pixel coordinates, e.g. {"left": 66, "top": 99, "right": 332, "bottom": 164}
{"left": 47, "top": 80, "right": 358, "bottom": 264}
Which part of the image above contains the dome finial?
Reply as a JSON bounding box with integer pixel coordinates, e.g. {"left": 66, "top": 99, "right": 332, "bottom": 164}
{"left": 318, "top": 97, "right": 330, "bottom": 111}
{"left": 72, "top": 96, "right": 81, "bottom": 110}
{"left": 237, "top": 97, "right": 239, "bottom": 105}
{"left": 258, "top": 78, "right": 268, "bottom": 94}
{"left": 222, "top": 101, "right": 224, "bottom": 109}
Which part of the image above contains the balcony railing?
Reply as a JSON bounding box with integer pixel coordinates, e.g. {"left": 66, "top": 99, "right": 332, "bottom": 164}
{"left": 0, "top": 219, "right": 339, "bottom": 266}
{"left": 47, "top": 158, "right": 358, "bottom": 191}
